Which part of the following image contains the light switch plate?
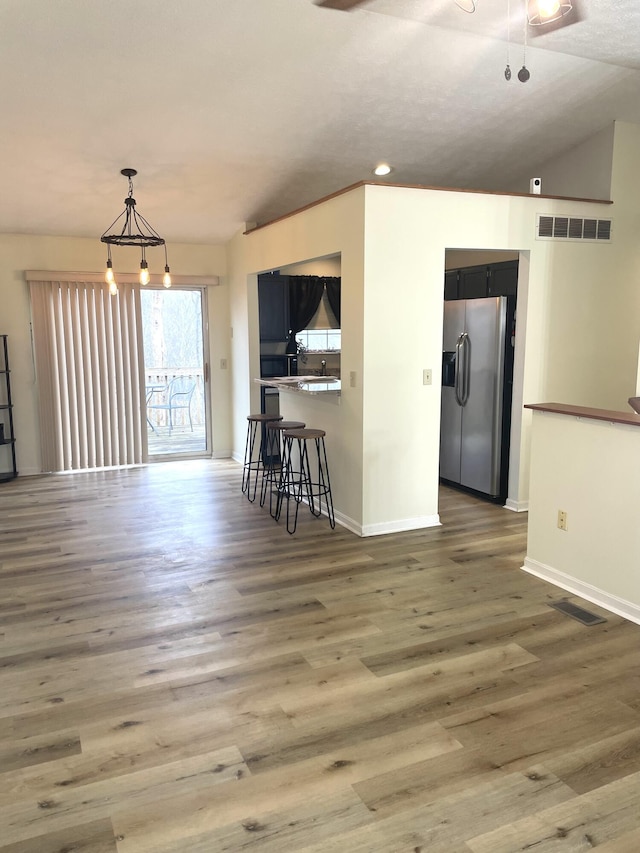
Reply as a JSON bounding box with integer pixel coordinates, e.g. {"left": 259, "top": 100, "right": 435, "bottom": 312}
{"left": 423, "top": 368, "right": 432, "bottom": 385}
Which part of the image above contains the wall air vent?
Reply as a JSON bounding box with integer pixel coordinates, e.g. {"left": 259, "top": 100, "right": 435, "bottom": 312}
{"left": 536, "top": 214, "right": 612, "bottom": 243}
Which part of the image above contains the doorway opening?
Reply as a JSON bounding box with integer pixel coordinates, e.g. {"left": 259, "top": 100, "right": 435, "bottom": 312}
{"left": 440, "top": 250, "right": 521, "bottom": 505}
{"left": 141, "top": 287, "right": 209, "bottom": 458}
{"left": 256, "top": 254, "right": 341, "bottom": 420}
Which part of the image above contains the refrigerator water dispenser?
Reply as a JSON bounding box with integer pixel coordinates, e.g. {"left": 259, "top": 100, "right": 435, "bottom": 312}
{"left": 442, "top": 351, "right": 456, "bottom": 387}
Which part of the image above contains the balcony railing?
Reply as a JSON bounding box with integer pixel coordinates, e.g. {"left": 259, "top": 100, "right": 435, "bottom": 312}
{"left": 145, "top": 368, "right": 205, "bottom": 431}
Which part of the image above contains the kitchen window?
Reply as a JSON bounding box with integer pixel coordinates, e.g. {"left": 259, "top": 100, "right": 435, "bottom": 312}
{"left": 296, "top": 329, "right": 341, "bottom": 352}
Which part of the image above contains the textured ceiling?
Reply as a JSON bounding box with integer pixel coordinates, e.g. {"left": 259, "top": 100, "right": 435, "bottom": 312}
{"left": 0, "top": 0, "right": 639, "bottom": 245}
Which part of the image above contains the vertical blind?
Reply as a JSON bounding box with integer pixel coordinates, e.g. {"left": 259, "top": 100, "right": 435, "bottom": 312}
{"left": 29, "top": 279, "right": 145, "bottom": 472}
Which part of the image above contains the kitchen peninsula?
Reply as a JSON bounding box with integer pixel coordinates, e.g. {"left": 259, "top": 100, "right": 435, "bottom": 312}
{"left": 256, "top": 375, "right": 341, "bottom": 397}
{"left": 255, "top": 375, "right": 349, "bottom": 530}
{"left": 524, "top": 401, "right": 640, "bottom": 625}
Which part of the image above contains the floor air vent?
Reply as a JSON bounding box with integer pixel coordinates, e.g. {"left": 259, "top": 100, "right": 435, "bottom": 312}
{"left": 537, "top": 215, "right": 612, "bottom": 242}
{"left": 549, "top": 599, "right": 607, "bottom": 626}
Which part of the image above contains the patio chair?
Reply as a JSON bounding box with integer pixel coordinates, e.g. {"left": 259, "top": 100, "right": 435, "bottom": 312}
{"left": 145, "top": 385, "right": 159, "bottom": 433}
{"left": 147, "top": 376, "right": 196, "bottom": 433}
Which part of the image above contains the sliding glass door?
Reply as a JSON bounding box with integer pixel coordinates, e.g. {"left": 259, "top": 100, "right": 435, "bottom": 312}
{"left": 141, "top": 287, "right": 209, "bottom": 458}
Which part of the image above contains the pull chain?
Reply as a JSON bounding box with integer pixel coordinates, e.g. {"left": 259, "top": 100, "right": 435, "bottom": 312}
{"left": 518, "top": 0, "right": 531, "bottom": 81}
{"left": 504, "top": 0, "right": 512, "bottom": 80}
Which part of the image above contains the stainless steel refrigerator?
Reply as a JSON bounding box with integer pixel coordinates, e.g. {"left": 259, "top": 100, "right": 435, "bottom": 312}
{"left": 440, "top": 296, "right": 512, "bottom": 500}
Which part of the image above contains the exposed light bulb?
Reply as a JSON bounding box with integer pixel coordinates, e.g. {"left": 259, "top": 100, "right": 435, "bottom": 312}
{"left": 109, "top": 280, "right": 118, "bottom": 297}
{"left": 105, "top": 258, "right": 115, "bottom": 284}
{"left": 536, "top": 0, "right": 561, "bottom": 17}
{"left": 139, "top": 259, "right": 150, "bottom": 286}
{"left": 163, "top": 265, "right": 172, "bottom": 288}
{"left": 528, "top": 0, "right": 570, "bottom": 24}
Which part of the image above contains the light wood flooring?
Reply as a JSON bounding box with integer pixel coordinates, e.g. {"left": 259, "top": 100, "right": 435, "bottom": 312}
{"left": 147, "top": 426, "right": 207, "bottom": 457}
{"left": 2, "top": 460, "right": 640, "bottom": 852}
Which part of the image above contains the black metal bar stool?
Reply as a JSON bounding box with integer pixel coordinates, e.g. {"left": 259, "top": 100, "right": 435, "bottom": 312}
{"left": 276, "top": 428, "right": 336, "bottom": 534}
{"left": 242, "top": 413, "right": 282, "bottom": 502}
{"left": 260, "top": 420, "right": 306, "bottom": 515}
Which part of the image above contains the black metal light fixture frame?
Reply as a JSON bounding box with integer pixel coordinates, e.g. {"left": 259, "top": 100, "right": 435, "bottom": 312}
{"left": 100, "top": 168, "right": 171, "bottom": 291}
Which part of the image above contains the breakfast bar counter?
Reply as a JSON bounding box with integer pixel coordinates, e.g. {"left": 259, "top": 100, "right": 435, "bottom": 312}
{"left": 255, "top": 375, "right": 341, "bottom": 398}
{"left": 255, "top": 375, "right": 351, "bottom": 531}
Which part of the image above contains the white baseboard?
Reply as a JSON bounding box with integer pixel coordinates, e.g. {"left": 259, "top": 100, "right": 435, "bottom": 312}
{"left": 231, "top": 451, "right": 243, "bottom": 464}
{"left": 361, "top": 514, "right": 441, "bottom": 538}
{"left": 212, "top": 450, "right": 232, "bottom": 459}
{"left": 334, "top": 509, "right": 362, "bottom": 536}
{"left": 505, "top": 498, "right": 529, "bottom": 512}
{"left": 285, "top": 502, "right": 440, "bottom": 539}
{"left": 522, "top": 557, "right": 640, "bottom": 626}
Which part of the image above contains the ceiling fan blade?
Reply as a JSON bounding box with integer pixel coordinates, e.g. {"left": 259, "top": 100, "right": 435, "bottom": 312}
{"left": 315, "top": 0, "right": 369, "bottom": 10}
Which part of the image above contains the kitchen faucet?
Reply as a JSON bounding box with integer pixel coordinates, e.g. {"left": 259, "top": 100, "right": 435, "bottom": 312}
{"left": 321, "top": 359, "right": 327, "bottom": 376}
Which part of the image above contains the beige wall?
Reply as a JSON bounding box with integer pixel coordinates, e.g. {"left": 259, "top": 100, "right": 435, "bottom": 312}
{"left": 534, "top": 122, "right": 640, "bottom": 414}
{"left": 282, "top": 257, "right": 341, "bottom": 277}
{"left": 522, "top": 123, "right": 640, "bottom": 618}
{"left": 516, "top": 123, "right": 615, "bottom": 200}
{"left": 0, "top": 234, "right": 229, "bottom": 474}
{"left": 607, "top": 122, "right": 640, "bottom": 403}
{"left": 525, "top": 410, "right": 640, "bottom": 622}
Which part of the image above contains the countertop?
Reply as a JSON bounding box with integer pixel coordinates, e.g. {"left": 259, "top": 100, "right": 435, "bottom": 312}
{"left": 256, "top": 376, "right": 341, "bottom": 396}
{"left": 525, "top": 401, "right": 640, "bottom": 428}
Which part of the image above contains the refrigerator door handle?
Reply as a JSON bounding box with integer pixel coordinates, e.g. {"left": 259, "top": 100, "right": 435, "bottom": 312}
{"left": 460, "top": 332, "right": 470, "bottom": 407}
{"left": 454, "top": 334, "right": 464, "bottom": 406}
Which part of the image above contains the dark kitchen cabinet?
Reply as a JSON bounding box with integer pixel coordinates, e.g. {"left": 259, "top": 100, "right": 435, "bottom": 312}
{"left": 459, "top": 265, "right": 489, "bottom": 299}
{"left": 0, "top": 335, "right": 17, "bottom": 482}
{"left": 258, "top": 274, "right": 289, "bottom": 342}
{"left": 488, "top": 260, "right": 519, "bottom": 297}
{"left": 444, "top": 270, "right": 459, "bottom": 300}
{"left": 444, "top": 260, "right": 518, "bottom": 301}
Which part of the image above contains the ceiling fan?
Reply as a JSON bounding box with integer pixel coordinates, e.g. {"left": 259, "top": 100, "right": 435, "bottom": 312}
{"left": 314, "top": 0, "right": 581, "bottom": 31}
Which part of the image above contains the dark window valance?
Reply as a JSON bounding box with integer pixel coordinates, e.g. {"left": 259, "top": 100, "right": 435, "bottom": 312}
{"left": 325, "top": 278, "right": 341, "bottom": 325}
{"left": 287, "top": 275, "right": 341, "bottom": 349}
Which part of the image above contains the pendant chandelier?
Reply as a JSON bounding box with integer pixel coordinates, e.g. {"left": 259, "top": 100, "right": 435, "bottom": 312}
{"left": 101, "top": 168, "right": 171, "bottom": 296}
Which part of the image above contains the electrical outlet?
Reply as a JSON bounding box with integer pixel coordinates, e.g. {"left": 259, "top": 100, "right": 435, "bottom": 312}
{"left": 349, "top": 371, "right": 356, "bottom": 388}
{"left": 557, "top": 510, "right": 568, "bottom": 531}
{"left": 423, "top": 368, "right": 432, "bottom": 386}
{"left": 220, "top": 358, "right": 227, "bottom": 370}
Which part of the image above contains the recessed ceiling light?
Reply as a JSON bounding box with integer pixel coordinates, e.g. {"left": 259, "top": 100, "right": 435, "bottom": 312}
{"left": 373, "top": 163, "right": 392, "bottom": 177}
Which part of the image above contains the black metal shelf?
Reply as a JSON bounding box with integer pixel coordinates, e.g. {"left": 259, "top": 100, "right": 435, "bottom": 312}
{"left": 0, "top": 335, "right": 17, "bottom": 481}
